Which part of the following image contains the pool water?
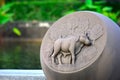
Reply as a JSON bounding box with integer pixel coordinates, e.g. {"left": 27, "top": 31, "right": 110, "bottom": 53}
{"left": 0, "top": 41, "right": 41, "bottom": 69}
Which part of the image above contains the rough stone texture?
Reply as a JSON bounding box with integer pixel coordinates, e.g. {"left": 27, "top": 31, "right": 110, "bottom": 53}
{"left": 40, "top": 11, "right": 120, "bottom": 80}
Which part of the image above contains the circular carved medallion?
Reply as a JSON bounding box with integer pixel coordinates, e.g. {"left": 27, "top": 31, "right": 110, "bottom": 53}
{"left": 41, "top": 12, "right": 106, "bottom": 73}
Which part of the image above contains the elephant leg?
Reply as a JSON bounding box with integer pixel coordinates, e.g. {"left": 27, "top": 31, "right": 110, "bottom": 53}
{"left": 57, "top": 54, "right": 62, "bottom": 65}
{"left": 69, "top": 44, "right": 75, "bottom": 64}
{"left": 71, "top": 51, "right": 75, "bottom": 64}
{"left": 51, "top": 44, "right": 61, "bottom": 64}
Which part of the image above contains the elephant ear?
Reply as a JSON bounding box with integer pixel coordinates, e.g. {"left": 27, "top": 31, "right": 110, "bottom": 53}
{"left": 88, "top": 24, "right": 103, "bottom": 40}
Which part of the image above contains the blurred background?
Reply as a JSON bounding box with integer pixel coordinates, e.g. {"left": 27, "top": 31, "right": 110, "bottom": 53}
{"left": 0, "top": 0, "right": 120, "bottom": 69}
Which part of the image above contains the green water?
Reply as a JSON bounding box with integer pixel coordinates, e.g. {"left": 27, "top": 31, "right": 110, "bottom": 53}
{"left": 0, "top": 41, "right": 41, "bottom": 69}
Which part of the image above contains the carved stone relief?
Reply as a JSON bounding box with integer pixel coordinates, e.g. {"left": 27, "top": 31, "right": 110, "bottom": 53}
{"left": 50, "top": 23, "right": 103, "bottom": 65}
{"left": 41, "top": 12, "right": 106, "bottom": 73}
{"left": 51, "top": 34, "right": 89, "bottom": 65}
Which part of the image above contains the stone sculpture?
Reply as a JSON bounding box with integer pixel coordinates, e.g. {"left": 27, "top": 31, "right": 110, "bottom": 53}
{"left": 51, "top": 24, "right": 103, "bottom": 65}
{"left": 40, "top": 11, "right": 120, "bottom": 80}
{"left": 51, "top": 33, "right": 91, "bottom": 65}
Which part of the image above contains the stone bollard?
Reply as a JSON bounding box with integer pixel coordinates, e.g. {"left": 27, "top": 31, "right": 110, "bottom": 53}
{"left": 40, "top": 11, "right": 120, "bottom": 80}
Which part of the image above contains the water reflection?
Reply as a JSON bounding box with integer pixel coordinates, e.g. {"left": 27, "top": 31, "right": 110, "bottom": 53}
{"left": 0, "top": 41, "right": 41, "bottom": 69}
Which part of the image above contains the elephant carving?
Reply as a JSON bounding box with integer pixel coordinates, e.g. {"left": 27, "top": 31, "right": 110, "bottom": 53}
{"left": 51, "top": 33, "right": 91, "bottom": 65}
{"left": 51, "top": 24, "right": 103, "bottom": 65}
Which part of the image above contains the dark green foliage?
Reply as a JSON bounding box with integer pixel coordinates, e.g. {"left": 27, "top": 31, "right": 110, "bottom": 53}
{"left": 64, "top": 0, "right": 120, "bottom": 23}
{"left": 0, "top": 3, "right": 13, "bottom": 24}
{"left": 5, "top": 1, "right": 120, "bottom": 23}
{"left": 8, "top": 1, "right": 80, "bottom": 22}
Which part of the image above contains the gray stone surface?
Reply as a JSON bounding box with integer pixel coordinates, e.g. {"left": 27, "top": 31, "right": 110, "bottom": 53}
{"left": 0, "top": 70, "right": 46, "bottom": 80}
{"left": 41, "top": 11, "right": 120, "bottom": 80}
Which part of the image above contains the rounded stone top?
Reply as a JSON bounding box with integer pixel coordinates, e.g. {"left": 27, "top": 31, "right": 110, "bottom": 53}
{"left": 41, "top": 11, "right": 106, "bottom": 73}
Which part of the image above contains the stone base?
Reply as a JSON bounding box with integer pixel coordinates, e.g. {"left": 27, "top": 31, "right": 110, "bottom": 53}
{"left": 0, "top": 70, "right": 46, "bottom": 80}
